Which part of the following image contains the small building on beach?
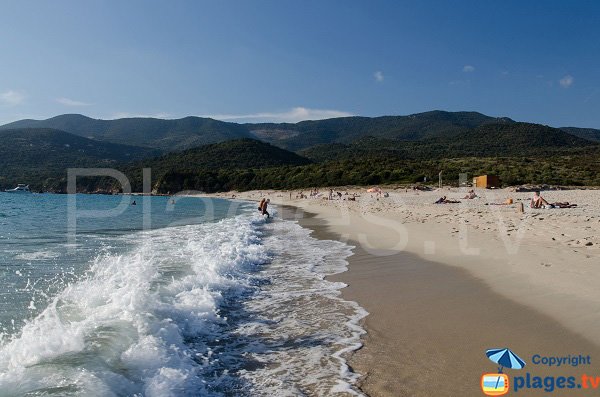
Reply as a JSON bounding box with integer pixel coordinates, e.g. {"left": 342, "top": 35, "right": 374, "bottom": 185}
{"left": 473, "top": 175, "right": 501, "bottom": 188}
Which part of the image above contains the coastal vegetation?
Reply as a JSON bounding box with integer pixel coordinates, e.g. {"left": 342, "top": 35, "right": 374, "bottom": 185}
{"left": 138, "top": 151, "right": 600, "bottom": 194}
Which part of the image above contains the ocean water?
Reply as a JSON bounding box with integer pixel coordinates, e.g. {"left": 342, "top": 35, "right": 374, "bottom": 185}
{"left": 0, "top": 193, "right": 366, "bottom": 396}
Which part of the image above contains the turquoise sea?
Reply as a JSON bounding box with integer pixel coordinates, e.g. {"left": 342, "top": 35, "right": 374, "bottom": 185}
{"left": 0, "top": 193, "right": 366, "bottom": 396}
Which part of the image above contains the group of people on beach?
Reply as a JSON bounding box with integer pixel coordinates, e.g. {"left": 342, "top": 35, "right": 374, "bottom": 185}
{"left": 259, "top": 188, "right": 578, "bottom": 212}
{"left": 294, "top": 188, "right": 356, "bottom": 201}
{"left": 433, "top": 190, "right": 577, "bottom": 209}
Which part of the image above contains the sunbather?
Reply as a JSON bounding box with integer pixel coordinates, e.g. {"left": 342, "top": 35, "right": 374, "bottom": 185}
{"left": 550, "top": 202, "right": 578, "bottom": 209}
{"left": 463, "top": 189, "right": 477, "bottom": 199}
{"left": 530, "top": 191, "right": 550, "bottom": 208}
{"left": 486, "top": 198, "right": 514, "bottom": 206}
{"left": 434, "top": 196, "right": 461, "bottom": 204}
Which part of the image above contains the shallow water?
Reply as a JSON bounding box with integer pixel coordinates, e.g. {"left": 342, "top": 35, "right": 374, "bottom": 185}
{"left": 0, "top": 193, "right": 366, "bottom": 396}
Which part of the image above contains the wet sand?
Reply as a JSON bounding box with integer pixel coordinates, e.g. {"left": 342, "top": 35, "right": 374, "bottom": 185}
{"left": 284, "top": 207, "right": 600, "bottom": 397}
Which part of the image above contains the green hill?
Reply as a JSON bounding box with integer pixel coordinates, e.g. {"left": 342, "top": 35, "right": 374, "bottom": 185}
{"left": 0, "top": 128, "right": 158, "bottom": 191}
{"left": 0, "top": 114, "right": 253, "bottom": 151}
{"left": 2, "top": 112, "right": 599, "bottom": 192}
{"left": 129, "top": 126, "right": 599, "bottom": 193}
{"left": 248, "top": 111, "right": 515, "bottom": 151}
{"left": 301, "top": 122, "right": 596, "bottom": 161}
{"left": 560, "top": 127, "right": 600, "bottom": 143}
{"left": 0, "top": 128, "right": 156, "bottom": 165}
{"left": 127, "top": 139, "right": 312, "bottom": 193}
{"left": 3, "top": 111, "right": 598, "bottom": 155}
{"left": 0, "top": 111, "right": 516, "bottom": 153}
{"left": 440, "top": 123, "right": 595, "bottom": 155}
{"left": 140, "top": 138, "right": 311, "bottom": 171}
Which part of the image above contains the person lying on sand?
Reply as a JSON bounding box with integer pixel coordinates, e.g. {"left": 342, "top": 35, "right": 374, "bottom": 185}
{"left": 531, "top": 191, "right": 551, "bottom": 208}
{"left": 434, "top": 196, "right": 461, "bottom": 204}
{"left": 550, "top": 202, "right": 578, "bottom": 209}
{"left": 486, "top": 198, "right": 514, "bottom": 206}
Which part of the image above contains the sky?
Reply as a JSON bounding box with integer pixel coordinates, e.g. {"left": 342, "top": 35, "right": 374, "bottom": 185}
{"left": 1, "top": 0, "right": 599, "bottom": 127}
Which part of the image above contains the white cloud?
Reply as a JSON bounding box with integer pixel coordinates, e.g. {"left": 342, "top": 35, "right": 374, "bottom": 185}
{"left": 56, "top": 97, "right": 92, "bottom": 107}
{"left": 559, "top": 74, "right": 574, "bottom": 88}
{"left": 462, "top": 65, "right": 475, "bottom": 73}
{"left": 111, "top": 112, "right": 172, "bottom": 119}
{"left": 0, "top": 90, "right": 26, "bottom": 106}
{"left": 204, "top": 107, "right": 354, "bottom": 123}
{"left": 374, "top": 71, "right": 384, "bottom": 82}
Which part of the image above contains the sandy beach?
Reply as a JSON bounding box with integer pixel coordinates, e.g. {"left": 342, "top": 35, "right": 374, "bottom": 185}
{"left": 204, "top": 187, "right": 600, "bottom": 396}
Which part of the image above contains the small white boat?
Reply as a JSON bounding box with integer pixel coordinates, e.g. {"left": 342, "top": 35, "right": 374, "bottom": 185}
{"left": 4, "top": 184, "right": 31, "bottom": 193}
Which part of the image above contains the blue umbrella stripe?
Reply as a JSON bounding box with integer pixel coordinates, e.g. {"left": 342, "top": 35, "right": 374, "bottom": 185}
{"left": 486, "top": 348, "right": 526, "bottom": 370}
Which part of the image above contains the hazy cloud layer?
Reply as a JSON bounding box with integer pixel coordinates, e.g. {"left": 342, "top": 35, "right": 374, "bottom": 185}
{"left": 111, "top": 112, "right": 173, "bottom": 119}
{"left": 56, "top": 97, "right": 92, "bottom": 106}
{"left": 205, "top": 107, "right": 354, "bottom": 123}
{"left": 0, "top": 90, "right": 26, "bottom": 106}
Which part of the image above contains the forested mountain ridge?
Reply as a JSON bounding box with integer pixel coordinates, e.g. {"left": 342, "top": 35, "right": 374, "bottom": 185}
{"left": 0, "top": 114, "right": 253, "bottom": 151}
{"left": 247, "top": 111, "right": 516, "bottom": 151}
{"left": 560, "top": 127, "right": 600, "bottom": 143}
{"left": 2, "top": 111, "right": 597, "bottom": 154}
{"left": 138, "top": 138, "right": 311, "bottom": 171}
{"left": 1, "top": 111, "right": 599, "bottom": 192}
{"left": 0, "top": 128, "right": 158, "bottom": 190}
{"left": 300, "top": 122, "right": 597, "bottom": 162}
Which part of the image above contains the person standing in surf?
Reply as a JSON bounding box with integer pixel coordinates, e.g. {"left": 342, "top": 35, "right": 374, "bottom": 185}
{"left": 261, "top": 199, "right": 270, "bottom": 218}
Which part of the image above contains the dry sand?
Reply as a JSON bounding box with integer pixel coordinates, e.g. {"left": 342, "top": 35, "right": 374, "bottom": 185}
{"left": 199, "top": 187, "right": 600, "bottom": 396}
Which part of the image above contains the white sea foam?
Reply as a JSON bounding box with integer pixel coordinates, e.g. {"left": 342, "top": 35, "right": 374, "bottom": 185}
{"left": 0, "top": 208, "right": 366, "bottom": 396}
{"left": 237, "top": 217, "right": 368, "bottom": 396}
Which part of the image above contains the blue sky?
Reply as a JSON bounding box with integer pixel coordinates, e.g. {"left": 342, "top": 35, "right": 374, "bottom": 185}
{"left": 1, "top": 0, "right": 599, "bottom": 127}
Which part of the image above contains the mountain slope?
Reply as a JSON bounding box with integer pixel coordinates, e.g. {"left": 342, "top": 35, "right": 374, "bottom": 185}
{"left": 0, "top": 128, "right": 157, "bottom": 166}
{"left": 301, "top": 122, "right": 597, "bottom": 161}
{"left": 128, "top": 139, "right": 312, "bottom": 193}
{"left": 0, "top": 114, "right": 254, "bottom": 151}
{"left": 427, "top": 122, "right": 596, "bottom": 157}
{"left": 1, "top": 111, "right": 514, "bottom": 153}
{"left": 560, "top": 127, "right": 600, "bottom": 143}
{"left": 2, "top": 111, "right": 598, "bottom": 157}
{"left": 0, "top": 128, "right": 159, "bottom": 190}
{"left": 249, "top": 110, "right": 515, "bottom": 151}
{"left": 139, "top": 138, "right": 311, "bottom": 172}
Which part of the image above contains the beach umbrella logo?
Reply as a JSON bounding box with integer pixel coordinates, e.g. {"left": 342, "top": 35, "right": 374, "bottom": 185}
{"left": 481, "top": 348, "right": 526, "bottom": 396}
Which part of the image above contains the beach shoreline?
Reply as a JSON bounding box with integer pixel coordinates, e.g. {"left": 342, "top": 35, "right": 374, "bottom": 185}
{"left": 197, "top": 187, "right": 600, "bottom": 396}
{"left": 282, "top": 206, "right": 600, "bottom": 396}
